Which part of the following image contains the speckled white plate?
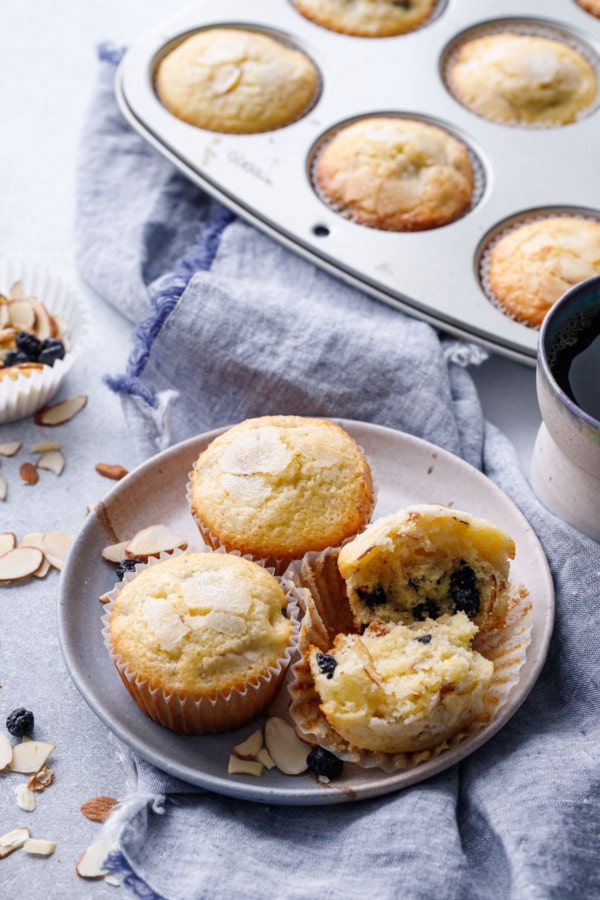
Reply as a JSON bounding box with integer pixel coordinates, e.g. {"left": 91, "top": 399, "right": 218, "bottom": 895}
{"left": 57, "top": 420, "right": 554, "bottom": 805}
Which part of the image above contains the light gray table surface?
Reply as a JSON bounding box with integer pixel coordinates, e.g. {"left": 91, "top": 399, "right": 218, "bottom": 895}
{"left": 0, "top": 2, "right": 541, "bottom": 897}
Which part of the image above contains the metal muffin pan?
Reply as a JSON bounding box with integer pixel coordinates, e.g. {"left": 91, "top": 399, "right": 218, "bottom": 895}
{"left": 116, "top": 0, "right": 600, "bottom": 365}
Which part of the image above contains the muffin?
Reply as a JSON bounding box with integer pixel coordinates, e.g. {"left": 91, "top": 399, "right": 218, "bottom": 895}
{"left": 308, "top": 613, "right": 493, "bottom": 753}
{"left": 106, "top": 552, "right": 294, "bottom": 734}
{"left": 189, "top": 416, "right": 374, "bottom": 571}
{"left": 314, "top": 117, "right": 475, "bottom": 231}
{"left": 337, "top": 505, "right": 515, "bottom": 631}
{"left": 487, "top": 217, "right": 600, "bottom": 327}
{"left": 155, "top": 28, "right": 319, "bottom": 133}
{"left": 576, "top": 0, "right": 600, "bottom": 19}
{"left": 447, "top": 32, "right": 597, "bottom": 126}
{"left": 293, "top": 0, "right": 438, "bottom": 37}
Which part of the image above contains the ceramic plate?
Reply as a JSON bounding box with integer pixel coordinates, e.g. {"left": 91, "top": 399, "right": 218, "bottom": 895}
{"left": 58, "top": 420, "right": 554, "bottom": 805}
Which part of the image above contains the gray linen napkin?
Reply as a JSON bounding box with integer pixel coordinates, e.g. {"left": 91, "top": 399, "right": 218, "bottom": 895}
{"left": 74, "top": 52, "right": 600, "bottom": 900}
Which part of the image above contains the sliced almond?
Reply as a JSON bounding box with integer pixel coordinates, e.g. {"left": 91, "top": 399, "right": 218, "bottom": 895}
{"left": 33, "top": 557, "right": 51, "bottom": 579}
{"left": 232, "top": 730, "right": 263, "bottom": 760}
{"left": 34, "top": 394, "right": 87, "bottom": 427}
{"left": 27, "top": 297, "right": 53, "bottom": 342}
{"left": 31, "top": 441, "right": 61, "bottom": 453}
{"left": 76, "top": 840, "right": 111, "bottom": 879}
{"left": 0, "top": 474, "right": 6, "bottom": 501}
{"left": 9, "top": 740, "right": 54, "bottom": 774}
{"left": 95, "top": 463, "right": 128, "bottom": 481}
{"left": 8, "top": 299, "right": 35, "bottom": 332}
{"left": 15, "top": 784, "right": 37, "bottom": 812}
{"left": 125, "top": 524, "right": 188, "bottom": 561}
{"left": 24, "top": 838, "right": 56, "bottom": 857}
{"left": 227, "top": 756, "right": 264, "bottom": 777}
{"left": 0, "top": 827, "right": 29, "bottom": 858}
{"left": 80, "top": 796, "right": 118, "bottom": 823}
{"left": 0, "top": 441, "right": 21, "bottom": 456}
{"left": 104, "top": 875, "right": 121, "bottom": 887}
{"left": 9, "top": 280, "right": 24, "bottom": 300}
{"left": 0, "top": 547, "right": 44, "bottom": 582}
{"left": 0, "top": 532, "right": 17, "bottom": 557}
{"left": 27, "top": 766, "right": 54, "bottom": 791}
{"left": 36, "top": 449, "right": 65, "bottom": 475}
{"left": 255, "top": 747, "right": 276, "bottom": 770}
{"left": 264, "top": 717, "right": 310, "bottom": 775}
{"left": 0, "top": 733, "right": 12, "bottom": 770}
{"left": 100, "top": 540, "right": 130, "bottom": 564}
{"left": 19, "top": 462, "right": 39, "bottom": 486}
{"left": 41, "top": 531, "right": 72, "bottom": 570}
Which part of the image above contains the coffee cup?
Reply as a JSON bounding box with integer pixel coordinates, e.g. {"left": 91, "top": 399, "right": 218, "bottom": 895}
{"left": 530, "top": 274, "right": 600, "bottom": 542}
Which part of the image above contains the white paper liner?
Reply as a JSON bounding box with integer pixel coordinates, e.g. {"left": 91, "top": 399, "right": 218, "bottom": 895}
{"left": 101, "top": 546, "right": 301, "bottom": 734}
{"left": 0, "top": 258, "right": 89, "bottom": 425}
{"left": 478, "top": 209, "right": 600, "bottom": 328}
{"left": 309, "top": 114, "right": 486, "bottom": 231}
{"left": 285, "top": 548, "right": 532, "bottom": 773}
{"left": 442, "top": 19, "right": 600, "bottom": 128}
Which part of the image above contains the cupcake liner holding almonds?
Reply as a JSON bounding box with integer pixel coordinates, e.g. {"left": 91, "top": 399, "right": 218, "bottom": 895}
{"left": 0, "top": 258, "right": 88, "bottom": 424}
{"left": 284, "top": 548, "right": 532, "bottom": 773}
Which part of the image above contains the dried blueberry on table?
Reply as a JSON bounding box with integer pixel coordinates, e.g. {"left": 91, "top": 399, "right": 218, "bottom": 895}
{"left": 3, "top": 349, "right": 30, "bottom": 367}
{"left": 412, "top": 599, "right": 440, "bottom": 621}
{"left": 115, "top": 558, "right": 143, "bottom": 580}
{"left": 357, "top": 584, "right": 387, "bottom": 609}
{"left": 307, "top": 746, "right": 343, "bottom": 780}
{"left": 449, "top": 563, "right": 480, "bottom": 617}
{"left": 38, "top": 338, "right": 66, "bottom": 367}
{"left": 316, "top": 653, "right": 337, "bottom": 679}
{"left": 6, "top": 707, "right": 34, "bottom": 737}
{"left": 15, "top": 331, "right": 42, "bottom": 359}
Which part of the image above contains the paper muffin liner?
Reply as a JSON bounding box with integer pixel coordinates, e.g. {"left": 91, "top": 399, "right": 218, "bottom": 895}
{"left": 0, "top": 258, "right": 89, "bottom": 425}
{"left": 478, "top": 208, "right": 600, "bottom": 328}
{"left": 442, "top": 19, "right": 600, "bottom": 129}
{"left": 284, "top": 547, "right": 533, "bottom": 772}
{"left": 309, "top": 114, "right": 486, "bottom": 231}
{"left": 101, "top": 547, "right": 302, "bottom": 734}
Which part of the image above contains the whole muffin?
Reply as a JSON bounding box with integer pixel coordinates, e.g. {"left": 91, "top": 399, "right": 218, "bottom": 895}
{"left": 189, "top": 416, "right": 374, "bottom": 571}
{"left": 447, "top": 32, "right": 597, "bottom": 126}
{"left": 308, "top": 613, "right": 493, "bottom": 753}
{"left": 337, "top": 505, "right": 515, "bottom": 631}
{"left": 294, "top": 0, "right": 437, "bottom": 37}
{"left": 155, "top": 27, "right": 319, "bottom": 133}
{"left": 487, "top": 217, "right": 600, "bottom": 327}
{"left": 315, "top": 117, "right": 475, "bottom": 231}
{"left": 106, "top": 552, "right": 294, "bottom": 733}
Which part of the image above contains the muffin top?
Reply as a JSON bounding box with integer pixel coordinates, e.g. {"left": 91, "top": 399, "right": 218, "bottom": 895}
{"left": 293, "top": 0, "right": 437, "bottom": 37}
{"left": 337, "top": 504, "right": 515, "bottom": 631}
{"left": 315, "top": 117, "right": 474, "bottom": 231}
{"left": 309, "top": 612, "right": 493, "bottom": 753}
{"left": 109, "top": 552, "right": 291, "bottom": 696}
{"left": 487, "top": 217, "right": 600, "bottom": 327}
{"left": 155, "top": 27, "right": 319, "bottom": 133}
{"left": 447, "top": 32, "right": 597, "bottom": 125}
{"left": 190, "top": 416, "right": 374, "bottom": 561}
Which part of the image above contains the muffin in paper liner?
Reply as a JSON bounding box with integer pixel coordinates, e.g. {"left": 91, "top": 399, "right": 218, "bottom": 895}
{"left": 292, "top": 0, "right": 446, "bottom": 39}
{"left": 0, "top": 258, "right": 89, "bottom": 424}
{"left": 284, "top": 548, "right": 532, "bottom": 772}
{"left": 101, "top": 547, "right": 301, "bottom": 735}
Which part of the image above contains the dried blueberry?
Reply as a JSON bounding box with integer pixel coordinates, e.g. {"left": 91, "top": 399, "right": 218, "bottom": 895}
{"left": 6, "top": 707, "right": 34, "bottom": 737}
{"left": 115, "top": 558, "right": 143, "bottom": 580}
{"left": 413, "top": 599, "right": 440, "bottom": 621}
{"left": 415, "top": 634, "right": 432, "bottom": 644}
{"left": 3, "top": 349, "right": 30, "bottom": 367}
{"left": 306, "top": 746, "right": 343, "bottom": 780}
{"left": 315, "top": 653, "right": 337, "bottom": 679}
{"left": 15, "top": 331, "right": 42, "bottom": 360}
{"left": 450, "top": 563, "right": 480, "bottom": 617}
{"left": 357, "top": 584, "right": 387, "bottom": 609}
{"left": 38, "top": 338, "right": 66, "bottom": 367}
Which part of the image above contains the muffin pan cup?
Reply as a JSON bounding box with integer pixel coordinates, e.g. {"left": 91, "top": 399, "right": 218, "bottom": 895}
{"left": 116, "top": 0, "right": 600, "bottom": 365}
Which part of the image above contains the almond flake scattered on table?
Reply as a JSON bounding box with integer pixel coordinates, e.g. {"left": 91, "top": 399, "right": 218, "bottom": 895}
{"left": 80, "top": 796, "right": 118, "bottom": 823}
{"left": 95, "top": 463, "right": 129, "bottom": 481}
{"left": 34, "top": 394, "right": 87, "bottom": 427}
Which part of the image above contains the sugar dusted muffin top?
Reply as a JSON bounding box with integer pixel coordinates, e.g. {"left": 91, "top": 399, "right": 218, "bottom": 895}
{"left": 294, "top": 0, "right": 438, "bottom": 37}
{"left": 155, "top": 28, "right": 319, "bottom": 134}
{"left": 309, "top": 612, "right": 493, "bottom": 753}
{"left": 190, "top": 416, "right": 374, "bottom": 564}
{"left": 487, "top": 217, "right": 600, "bottom": 327}
{"left": 447, "top": 32, "right": 597, "bottom": 126}
{"left": 315, "top": 117, "right": 475, "bottom": 231}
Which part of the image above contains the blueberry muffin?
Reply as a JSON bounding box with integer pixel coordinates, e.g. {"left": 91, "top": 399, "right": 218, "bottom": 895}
{"left": 106, "top": 552, "right": 294, "bottom": 733}
{"left": 447, "top": 32, "right": 597, "bottom": 126}
{"left": 308, "top": 612, "right": 493, "bottom": 753}
{"left": 487, "top": 217, "right": 600, "bottom": 327}
{"left": 155, "top": 27, "right": 319, "bottom": 133}
{"left": 189, "top": 416, "right": 374, "bottom": 572}
{"left": 315, "top": 117, "right": 475, "bottom": 231}
{"left": 294, "top": 0, "right": 438, "bottom": 37}
{"left": 337, "top": 505, "right": 515, "bottom": 631}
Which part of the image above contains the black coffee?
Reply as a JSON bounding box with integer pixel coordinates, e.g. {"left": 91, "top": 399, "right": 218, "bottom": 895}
{"left": 549, "top": 309, "right": 600, "bottom": 422}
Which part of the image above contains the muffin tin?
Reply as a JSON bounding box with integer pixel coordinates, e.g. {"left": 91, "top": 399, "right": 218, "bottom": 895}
{"left": 116, "top": 0, "right": 600, "bottom": 365}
